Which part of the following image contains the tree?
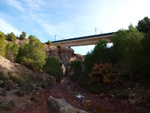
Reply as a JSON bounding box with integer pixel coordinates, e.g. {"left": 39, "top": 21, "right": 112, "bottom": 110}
{"left": 111, "top": 25, "right": 144, "bottom": 82}
{"left": 8, "top": 32, "right": 16, "bottom": 41}
{"left": 17, "top": 35, "right": 46, "bottom": 70}
{"left": 84, "top": 40, "right": 114, "bottom": 74}
{"left": 46, "top": 40, "right": 52, "bottom": 45}
{"left": 43, "top": 57, "right": 62, "bottom": 81}
{"left": 137, "top": 17, "right": 150, "bottom": 33}
{"left": 0, "top": 31, "right": 7, "bottom": 57}
{"left": 20, "top": 31, "right": 26, "bottom": 40}
{"left": 6, "top": 43, "right": 20, "bottom": 62}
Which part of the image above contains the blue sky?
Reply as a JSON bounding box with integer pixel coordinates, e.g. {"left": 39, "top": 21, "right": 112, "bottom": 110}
{"left": 0, "top": 0, "right": 150, "bottom": 55}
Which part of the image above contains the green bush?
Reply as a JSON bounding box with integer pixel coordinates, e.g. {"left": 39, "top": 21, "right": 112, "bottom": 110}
{"left": 8, "top": 72, "right": 25, "bottom": 86}
{"left": 7, "top": 32, "right": 16, "bottom": 42}
{"left": 0, "top": 31, "right": 7, "bottom": 57}
{"left": 5, "top": 43, "right": 19, "bottom": 62}
{"left": 17, "top": 35, "right": 46, "bottom": 70}
{"left": 43, "top": 57, "right": 62, "bottom": 81}
{"left": 70, "top": 61, "right": 82, "bottom": 71}
{"left": 57, "top": 44, "right": 61, "bottom": 48}
{"left": 19, "top": 32, "right": 26, "bottom": 40}
{"left": 46, "top": 40, "right": 52, "bottom": 45}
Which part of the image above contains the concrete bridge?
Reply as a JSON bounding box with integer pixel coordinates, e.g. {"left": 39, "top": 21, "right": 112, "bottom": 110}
{"left": 52, "top": 32, "right": 115, "bottom": 47}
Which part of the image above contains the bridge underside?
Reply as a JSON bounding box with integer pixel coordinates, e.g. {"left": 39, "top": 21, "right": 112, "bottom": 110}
{"left": 52, "top": 32, "right": 114, "bottom": 47}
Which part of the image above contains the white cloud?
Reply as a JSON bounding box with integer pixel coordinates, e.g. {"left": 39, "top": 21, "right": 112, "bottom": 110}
{"left": 24, "top": 0, "right": 45, "bottom": 11}
{"left": 0, "top": 18, "right": 21, "bottom": 35}
{"left": 5, "top": 0, "right": 25, "bottom": 12}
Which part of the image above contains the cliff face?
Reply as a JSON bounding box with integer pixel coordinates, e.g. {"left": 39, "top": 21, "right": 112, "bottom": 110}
{"left": 44, "top": 44, "right": 83, "bottom": 66}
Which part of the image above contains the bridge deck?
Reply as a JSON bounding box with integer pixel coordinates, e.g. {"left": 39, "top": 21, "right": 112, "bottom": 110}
{"left": 52, "top": 32, "right": 115, "bottom": 47}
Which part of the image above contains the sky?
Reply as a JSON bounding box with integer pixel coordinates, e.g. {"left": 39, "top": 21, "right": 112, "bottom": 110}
{"left": 0, "top": 0, "right": 150, "bottom": 55}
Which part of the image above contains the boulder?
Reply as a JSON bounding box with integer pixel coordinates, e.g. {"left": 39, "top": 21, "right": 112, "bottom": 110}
{"left": 47, "top": 96, "right": 88, "bottom": 113}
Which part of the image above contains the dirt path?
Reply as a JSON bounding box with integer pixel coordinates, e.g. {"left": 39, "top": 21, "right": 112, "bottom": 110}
{"left": 3, "top": 76, "right": 150, "bottom": 113}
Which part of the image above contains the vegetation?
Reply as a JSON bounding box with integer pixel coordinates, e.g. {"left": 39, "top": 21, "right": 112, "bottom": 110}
{"left": 46, "top": 40, "right": 52, "bottom": 45}
{"left": 17, "top": 35, "right": 46, "bottom": 70}
{"left": 7, "top": 32, "right": 16, "bottom": 42}
{"left": 70, "top": 16, "right": 150, "bottom": 93}
{"left": 19, "top": 31, "right": 26, "bottom": 40}
{"left": 0, "top": 31, "right": 7, "bottom": 57}
{"left": 43, "top": 57, "right": 62, "bottom": 81}
{"left": 5, "top": 43, "right": 20, "bottom": 62}
{"left": 57, "top": 44, "right": 61, "bottom": 48}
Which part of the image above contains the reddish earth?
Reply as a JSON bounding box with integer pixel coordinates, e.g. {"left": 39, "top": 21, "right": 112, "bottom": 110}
{"left": 2, "top": 76, "right": 150, "bottom": 113}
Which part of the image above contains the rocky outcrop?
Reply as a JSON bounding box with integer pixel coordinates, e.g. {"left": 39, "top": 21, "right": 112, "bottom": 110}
{"left": 47, "top": 96, "right": 88, "bottom": 113}
{"left": 0, "top": 55, "right": 49, "bottom": 81}
{"left": 44, "top": 44, "right": 83, "bottom": 66}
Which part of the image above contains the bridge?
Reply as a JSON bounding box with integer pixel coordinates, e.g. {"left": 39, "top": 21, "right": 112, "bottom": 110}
{"left": 52, "top": 32, "right": 115, "bottom": 47}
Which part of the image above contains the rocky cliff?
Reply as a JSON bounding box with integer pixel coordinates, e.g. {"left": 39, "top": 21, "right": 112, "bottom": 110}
{"left": 44, "top": 44, "right": 83, "bottom": 66}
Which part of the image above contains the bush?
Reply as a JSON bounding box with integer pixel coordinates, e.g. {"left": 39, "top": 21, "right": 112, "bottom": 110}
{"left": 57, "top": 44, "right": 61, "bottom": 48}
{"left": 8, "top": 72, "right": 25, "bottom": 86}
{"left": 70, "top": 61, "right": 82, "bottom": 71}
{"left": 5, "top": 43, "right": 19, "bottom": 62}
{"left": 41, "top": 79, "right": 52, "bottom": 88}
{"left": 0, "top": 31, "right": 7, "bottom": 57}
{"left": 19, "top": 32, "right": 26, "bottom": 40}
{"left": 46, "top": 40, "right": 52, "bottom": 45}
{"left": 17, "top": 35, "right": 46, "bottom": 70}
{"left": 89, "top": 63, "right": 122, "bottom": 88}
{"left": 43, "top": 57, "right": 62, "bottom": 81}
{"left": 7, "top": 32, "right": 16, "bottom": 42}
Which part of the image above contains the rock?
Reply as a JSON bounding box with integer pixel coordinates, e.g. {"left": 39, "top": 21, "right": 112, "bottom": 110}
{"left": 47, "top": 96, "right": 88, "bottom": 113}
{"left": 61, "top": 79, "right": 66, "bottom": 84}
{"left": 44, "top": 45, "right": 83, "bottom": 66}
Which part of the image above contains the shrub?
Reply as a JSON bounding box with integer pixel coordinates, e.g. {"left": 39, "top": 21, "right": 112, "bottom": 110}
{"left": 70, "top": 61, "right": 82, "bottom": 71}
{"left": 89, "top": 63, "right": 122, "bottom": 88}
{"left": 0, "top": 31, "right": 7, "bottom": 57}
{"left": 7, "top": 32, "right": 16, "bottom": 42}
{"left": 8, "top": 72, "right": 25, "bottom": 86}
{"left": 43, "top": 57, "right": 62, "bottom": 81}
{"left": 5, "top": 43, "right": 20, "bottom": 62}
{"left": 17, "top": 35, "right": 46, "bottom": 70}
{"left": 19, "top": 32, "right": 26, "bottom": 40}
{"left": 41, "top": 79, "right": 52, "bottom": 88}
{"left": 46, "top": 40, "right": 52, "bottom": 45}
{"left": 57, "top": 44, "right": 61, "bottom": 48}
{"left": 4, "top": 80, "right": 14, "bottom": 91}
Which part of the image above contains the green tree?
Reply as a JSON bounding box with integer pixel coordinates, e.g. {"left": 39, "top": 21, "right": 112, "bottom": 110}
{"left": 8, "top": 32, "right": 16, "bottom": 41}
{"left": 43, "top": 57, "right": 62, "bottom": 81}
{"left": 111, "top": 25, "right": 144, "bottom": 82}
{"left": 17, "top": 35, "right": 46, "bottom": 70}
{"left": 0, "top": 31, "right": 7, "bottom": 57}
{"left": 137, "top": 17, "right": 150, "bottom": 33}
{"left": 84, "top": 40, "right": 114, "bottom": 74}
{"left": 20, "top": 31, "right": 26, "bottom": 40}
{"left": 6, "top": 43, "right": 20, "bottom": 62}
{"left": 46, "top": 40, "right": 52, "bottom": 45}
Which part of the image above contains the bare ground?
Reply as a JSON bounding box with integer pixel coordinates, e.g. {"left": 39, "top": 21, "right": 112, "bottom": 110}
{"left": 2, "top": 76, "right": 150, "bottom": 113}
